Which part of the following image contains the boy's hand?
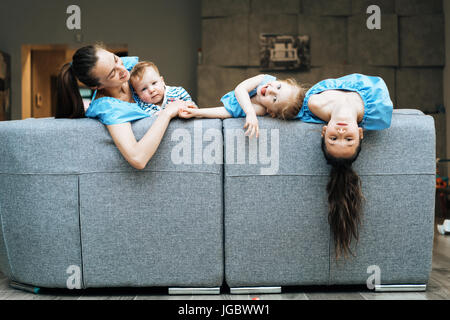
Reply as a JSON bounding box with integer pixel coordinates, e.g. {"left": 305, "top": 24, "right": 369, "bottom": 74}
{"left": 244, "top": 114, "right": 259, "bottom": 138}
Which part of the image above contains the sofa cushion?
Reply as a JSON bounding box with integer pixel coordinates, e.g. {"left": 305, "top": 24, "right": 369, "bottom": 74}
{"left": 0, "top": 117, "right": 223, "bottom": 175}
{"left": 223, "top": 111, "right": 435, "bottom": 287}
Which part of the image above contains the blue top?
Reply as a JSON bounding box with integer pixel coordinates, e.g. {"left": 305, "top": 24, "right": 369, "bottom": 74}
{"left": 220, "top": 74, "right": 277, "bottom": 118}
{"left": 85, "top": 56, "right": 156, "bottom": 125}
{"left": 133, "top": 86, "right": 193, "bottom": 113}
{"left": 296, "top": 73, "right": 393, "bottom": 130}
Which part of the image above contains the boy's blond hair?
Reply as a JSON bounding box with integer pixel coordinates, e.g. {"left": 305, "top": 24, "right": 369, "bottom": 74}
{"left": 130, "top": 61, "right": 160, "bottom": 82}
{"left": 273, "top": 78, "right": 311, "bottom": 120}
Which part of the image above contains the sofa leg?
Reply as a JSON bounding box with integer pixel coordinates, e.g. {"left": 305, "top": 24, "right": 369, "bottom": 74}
{"left": 374, "top": 284, "right": 427, "bottom": 292}
{"left": 168, "top": 287, "right": 221, "bottom": 295}
{"left": 9, "top": 280, "right": 41, "bottom": 294}
{"left": 230, "top": 286, "right": 281, "bottom": 294}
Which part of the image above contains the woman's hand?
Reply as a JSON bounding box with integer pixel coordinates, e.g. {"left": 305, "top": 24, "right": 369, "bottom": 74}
{"left": 244, "top": 113, "right": 259, "bottom": 138}
{"left": 162, "top": 100, "right": 194, "bottom": 119}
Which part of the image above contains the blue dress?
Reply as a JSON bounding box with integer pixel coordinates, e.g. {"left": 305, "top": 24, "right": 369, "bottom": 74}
{"left": 296, "top": 73, "right": 393, "bottom": 130}
{"left": 221, "top": 74, "right": 276, "bottom": 118}
{"left": 85, "top": 56, "right": 157, "bottom": 125}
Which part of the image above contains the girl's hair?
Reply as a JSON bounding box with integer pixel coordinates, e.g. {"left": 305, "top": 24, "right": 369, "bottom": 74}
{"left": 55, "top": 44, "right": 104, "bottom": 118}
{"left": 321, "top": 137, "right": 364, "bottom": 259}
{"left": 274, "top": 78, "right": 311, "bottom": 120}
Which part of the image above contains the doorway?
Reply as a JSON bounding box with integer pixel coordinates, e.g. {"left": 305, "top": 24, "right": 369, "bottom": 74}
{"left": 21, "top": 44, "right": 128, "bottom": 119}
{"left": 31, "top": 49, "right": 66, "bottom": 118}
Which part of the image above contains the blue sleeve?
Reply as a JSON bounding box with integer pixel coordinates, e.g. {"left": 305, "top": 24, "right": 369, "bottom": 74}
{"left": 221, "top": 91, "right": 247, "bottom": 118}
{"left": 356, "top": 75, "right": 393, "bottom": 130}
{"left": 120, "top": 56, "right": 139, "bottom": 72}
{"left": 85, "top": 97, "right": 151, "bottom": 125}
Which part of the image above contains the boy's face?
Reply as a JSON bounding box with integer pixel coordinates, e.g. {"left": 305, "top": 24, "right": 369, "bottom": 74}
{"left": 132, "top": 67, "right": 166, "bottom": 104}
{"left": 256, "top": 81, "right": 295, "bottom": 117}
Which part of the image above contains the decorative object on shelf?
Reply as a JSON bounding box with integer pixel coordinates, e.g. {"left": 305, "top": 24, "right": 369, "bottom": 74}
{"left": 259, "top": 33, "right": 310, "bottom": 71}
{"left": 0, "top": 51, "right": 11, "bottom": 121}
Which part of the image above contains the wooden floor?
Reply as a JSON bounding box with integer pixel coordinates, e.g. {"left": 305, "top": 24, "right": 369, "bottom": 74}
{"left": 0, "top": 223, "right": 449, "bottom": 300}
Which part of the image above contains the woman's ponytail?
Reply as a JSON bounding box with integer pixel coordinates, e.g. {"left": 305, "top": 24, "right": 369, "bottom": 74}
{"left": 56, "top": 63, "right": 84, "bottom": 118}
{"left": 321, "top": 138, "right": 364, "bottom": 259}
{"left": 55, "top": 45, "right": 101, "bottom": 119}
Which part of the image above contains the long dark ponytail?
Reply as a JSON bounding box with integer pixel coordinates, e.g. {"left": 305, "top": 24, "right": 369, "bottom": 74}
{"left": 55, "top": 45, "right": 102, "bottom": 118}
{"left": 321, "top": 137, "right": 364, "bottom": 259}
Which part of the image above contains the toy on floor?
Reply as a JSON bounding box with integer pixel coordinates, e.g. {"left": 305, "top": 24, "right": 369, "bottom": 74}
{"left": 437, "top": 220, "right": 450, "bottom": 235}
{"left": 436, "top": 159, "right": 450, "bottom": 235}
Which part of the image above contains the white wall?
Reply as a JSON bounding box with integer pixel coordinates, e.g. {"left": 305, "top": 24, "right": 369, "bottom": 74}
{"left": 0, "top": 0, "right": 201, "bottom": 120}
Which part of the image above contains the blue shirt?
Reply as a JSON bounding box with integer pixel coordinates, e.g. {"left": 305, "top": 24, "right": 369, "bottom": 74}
{"left": 296, "top": 73, "right": 393, "bottom": 130}
{"left": 133, "top": 86, "right": 193, "bottom": 113}
{"left": 221, "top": 74, "right": 277, "bottom": 118}
{"left": 85, "top": 56, "right": 155, "bottom": 125}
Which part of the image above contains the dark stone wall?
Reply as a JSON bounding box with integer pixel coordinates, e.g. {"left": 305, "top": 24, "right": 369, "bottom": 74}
{"left": 199, "top": 0, "right": 445, "bottom": 160}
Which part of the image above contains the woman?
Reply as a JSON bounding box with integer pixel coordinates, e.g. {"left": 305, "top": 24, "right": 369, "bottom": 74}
{"left": 56, "top": 44, "right": 192, "bottom": 169}
{"left": 297, "top": 74, "right": 394, "bottom": 258}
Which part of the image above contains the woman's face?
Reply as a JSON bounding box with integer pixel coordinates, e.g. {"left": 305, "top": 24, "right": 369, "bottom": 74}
{"left": 322, "top": 119, "right": 363, "bottom": 159}
{"left": 90, "top": 49, "right": 130, "bottom": 90}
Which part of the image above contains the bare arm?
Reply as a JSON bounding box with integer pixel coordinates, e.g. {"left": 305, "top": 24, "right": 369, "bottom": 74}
{"left": 234, "top": 75, "right": 267, "bottom": 138}
{"left": 234, "top": 74, "right": 266, "bottom": 117}
{"left": 253, "top": 104, "right": 267, "bottom": 116}
{"left": 106, "top": 101, "right": 186, "bottom": 170}
{"left": 179, "top": 106, "right": 232, "bottom": 119}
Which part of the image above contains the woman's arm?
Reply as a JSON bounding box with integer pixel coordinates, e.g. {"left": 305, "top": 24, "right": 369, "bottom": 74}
{"left": 106, "top": 101, "right": 186, "bottom": 170}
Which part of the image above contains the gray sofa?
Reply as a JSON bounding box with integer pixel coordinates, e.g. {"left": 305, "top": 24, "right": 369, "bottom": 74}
{"left": 0, "top": 109, "right": 435, "bottom": 294}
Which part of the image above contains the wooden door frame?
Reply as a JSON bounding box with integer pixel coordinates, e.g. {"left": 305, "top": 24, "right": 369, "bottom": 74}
{"left": 21, "top": 44, "right": 69, "bottom": 119}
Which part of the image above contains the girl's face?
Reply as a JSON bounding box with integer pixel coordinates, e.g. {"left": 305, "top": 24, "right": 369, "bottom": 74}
{"left": 256, "top": 81, "right": 295, "bottom": 116}
{"left": 131, "top": 67, "right": 166, "bottom": 104}
{"left": 90, "top": 49, "right": 130, "bottom": 90}
{"left": 321, "top": 120, "right": 363, "bottom": 159}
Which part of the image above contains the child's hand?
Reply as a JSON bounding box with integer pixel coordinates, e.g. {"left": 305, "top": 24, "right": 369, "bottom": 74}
{"left": 244, "top": 114, "right": 259, "bottom": 138}
{"left": 178, "top": 105, "right": 198, "bottom": 119}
